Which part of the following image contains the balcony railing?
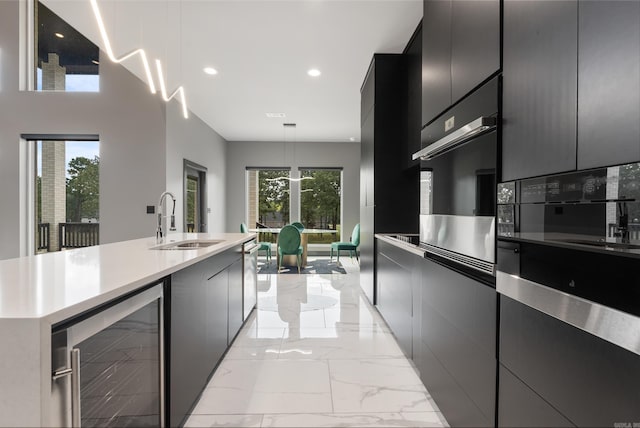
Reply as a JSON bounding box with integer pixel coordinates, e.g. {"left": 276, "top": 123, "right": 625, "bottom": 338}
{"left": 37, "top": 223, "right": 50, "bottom": 251}
{"left": 608, "top": 223, "right": 640, "bottom": 240}
{"left": 59, "top": 222, "right": 100, "bottom": 251}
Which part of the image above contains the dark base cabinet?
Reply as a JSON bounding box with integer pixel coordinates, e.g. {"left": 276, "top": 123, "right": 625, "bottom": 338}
{"left": 360, "top": 206, "right": 375, "bottom": 304}
{"left": 416, "top": 256, "right": 496, "bottom": 428}
{"left": 376, "top": 239, "right": 415, "bottom": 357}
{"left": 498, "top": 364, "right": 574, "bottom": 428}
{"left": 227, "top": 259, "right": 243, "bottom": 346}
{"left": 499, "top": 296, "right": 640, "bottom": 427}
{"left": 168, "top": 246, "right": 243, "bottom": 427}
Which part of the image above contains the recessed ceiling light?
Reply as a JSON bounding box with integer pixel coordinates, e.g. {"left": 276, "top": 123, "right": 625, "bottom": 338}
{"left": 203, "top": 67, "right": 218, "bottom": 75}
{"left": 55, "top": 32, "right": 64, "bottom": 38}
{"left": 266, "top": 113, "right": 286, "bottom": 118}
{"left": 307, "top": 68, "right": 321, "bottom": 77}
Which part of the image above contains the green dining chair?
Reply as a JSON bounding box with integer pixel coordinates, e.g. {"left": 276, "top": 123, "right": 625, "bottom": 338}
{"left": 291, "top": 222, "right": 305, "bottom": 232}
{"left": 240, "top": 223, "right": 272, "bottom": 264}
{"left": 330, "top": 223, "right": 360, "bottom": 263}
{"left": 277, "top": 224, "right": 303, "bottom": 273}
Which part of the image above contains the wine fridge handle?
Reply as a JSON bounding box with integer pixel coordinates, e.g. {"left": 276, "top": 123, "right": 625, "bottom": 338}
{"left": 71, "top": 348, "right": 81, "bottom": 428}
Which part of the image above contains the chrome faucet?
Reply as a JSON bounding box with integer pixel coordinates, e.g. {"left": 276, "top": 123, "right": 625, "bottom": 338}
{"left": 157, "top": 191, "right": 177, "bottom": 242}
{"left": 615, "top": 202, "right": 630, "bottom": 244}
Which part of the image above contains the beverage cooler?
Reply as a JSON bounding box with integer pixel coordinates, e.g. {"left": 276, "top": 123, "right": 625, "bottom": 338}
{"left": 50, "top": 284, "right": 164, "bottom": 427}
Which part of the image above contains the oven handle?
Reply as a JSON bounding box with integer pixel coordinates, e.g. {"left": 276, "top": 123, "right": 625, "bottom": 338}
{"left": 496, "top": 271, "right": 640, "bottom": 357}
{"left": 412, "top": 116, "right": 497, "bottom": 161}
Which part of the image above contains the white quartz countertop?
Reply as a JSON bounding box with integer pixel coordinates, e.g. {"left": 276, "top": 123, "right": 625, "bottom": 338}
{"left": 0, "top": 233, "right": 254, "bottom": 324}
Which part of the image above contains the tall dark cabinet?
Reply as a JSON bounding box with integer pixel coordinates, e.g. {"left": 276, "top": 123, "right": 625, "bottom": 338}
{"left": 405, "top": 24, "right": 422, "bottom": 169}
{"left": 422, "top": 0, "right": 452, "bottom": 126}
{"left": 360, "top": 54, "right": 418, "bottom": 304}
{"left": 578, "top": 0, "right": 640, "bottom": 170}
{"left": 422, "top": 0, "right": 499, "bottom": 127}
{"left": 502, "top": 0, "right": 578, "bottom": 181}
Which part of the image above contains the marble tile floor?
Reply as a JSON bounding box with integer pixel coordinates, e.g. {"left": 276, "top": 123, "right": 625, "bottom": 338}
{"left": 185, "top": 257, "right": 449, "bottom": 428}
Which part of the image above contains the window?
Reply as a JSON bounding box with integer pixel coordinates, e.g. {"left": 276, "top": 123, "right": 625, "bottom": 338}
{"left": 184, "top": 160, "right": 207, "bottom": 233}
{"left": 34, "top": 1, "right": 99, "bottom": 92}
{"left": 299, "top": 168, "right": 342, "bottom": 243}
{"left": 33, "top": 139, "right": 100, "bottom": 253}
{"left": 247, "top": 169, "right": 290, "bottom": 240}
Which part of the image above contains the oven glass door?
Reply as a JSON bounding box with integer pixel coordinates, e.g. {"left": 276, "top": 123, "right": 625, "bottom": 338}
{"left": 420, "top": 131, "right": 497, "bottom": 264}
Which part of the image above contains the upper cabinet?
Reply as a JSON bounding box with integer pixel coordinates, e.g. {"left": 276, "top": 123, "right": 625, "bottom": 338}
{"left": 406, "top": 24, "right": 423, "bottom": 169}
{"left": 503, "top": 0, "right": 640, "bottom": 181}
{"left": 422, "top": 0, "right": 452, "bottom": 126}
{"left": 578, "top": 1, "right": 640, "bottom": 170}
{"left": 450, "top": 0, "right": 500, "bottom": 102}
{"left": 502, "top": 0, "right": 578, "bottom": 181}
{"left": 422, "top": 0, "right": 500, "bottom": 127}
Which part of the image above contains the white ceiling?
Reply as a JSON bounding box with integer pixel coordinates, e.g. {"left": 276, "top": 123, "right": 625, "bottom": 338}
{"left": 43, "top": 0, "right": 422, "bottom": 142}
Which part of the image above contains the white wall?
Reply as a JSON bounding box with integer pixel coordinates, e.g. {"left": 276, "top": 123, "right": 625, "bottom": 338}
{"left": 225, "top": 141, "right": 361, "bottom": 240}
{"left": 165, "top": 102, "right": 227, "bottom": 233}
{"left": 0, "top": 0, "right": 227, "bottom": 260}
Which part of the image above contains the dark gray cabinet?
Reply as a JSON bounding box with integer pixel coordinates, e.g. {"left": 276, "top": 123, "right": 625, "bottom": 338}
{"left": 499, "top": 296, "right": 640, "bottom": 427}
{"left": 169, "top": 260, "right": 209, "bottom": 428}
{"left": 422, "top": 0, "right": 451, "bottom": 126}
{"left": 227, "top": 259, "right": 243, "bottom": 346}
{"left": 360, "top": 55, "right": 418, "bottom": 304}
{"left": 502, "top": 0, "right": 578, "bottom": 181}
{"left": 168, "top": 247, "right": 243, "bottom": 427}
{"left": 578, "top": 1, "right": 640, "bottom": 169}
{"left": 450, "top": 0, "right": 500, "bottom": 103}
{"left": 375, "top": 239, "right": 415, "bottom": 357}
{"left": 422, "top": 0, "right": 499, "bottom": 126}
{"left": 405, "top": 23, "right": 422, "bottom": 169}
{"left": 374, "top": 241, "right": 498, "bottom": 427}
{"left": 498, "top": 364, "right": 574, "bottom": 428}
{"left": 206, "top": 268, "right": 229, "bottom": 365}
{"left": 416, "top": 256, "right": 496, "bottom": 427}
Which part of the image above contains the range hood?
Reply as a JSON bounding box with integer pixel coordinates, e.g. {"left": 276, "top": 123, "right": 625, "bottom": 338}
{"left": 412, "top": 116, "right": 497, "bottom": 161}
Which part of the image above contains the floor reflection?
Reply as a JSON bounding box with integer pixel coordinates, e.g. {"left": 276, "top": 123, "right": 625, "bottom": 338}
{"left": 186, "top": 257, "right": 448, "bottom": 428}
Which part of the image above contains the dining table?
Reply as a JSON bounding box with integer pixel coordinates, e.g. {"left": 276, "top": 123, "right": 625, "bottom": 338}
{"left": 249, "top": 227, "right": 338, "bottom": 268}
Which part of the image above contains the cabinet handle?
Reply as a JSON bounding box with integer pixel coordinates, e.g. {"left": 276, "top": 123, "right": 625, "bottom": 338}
{"left": 513, "top": 248, "right": 519, "bottom": 253}
{"left": 71, "top": 348, "right": 81, "bottom": 428}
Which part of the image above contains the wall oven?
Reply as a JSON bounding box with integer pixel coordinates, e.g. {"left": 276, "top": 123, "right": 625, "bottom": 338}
{"left": 413, "top": 76, "right": 499, "bottom": 282}
{"left": 496, "top": 163, "right": 640, "bottom": 356}
{"left": 50, "top": 284, "right": 164, "bottom": 427}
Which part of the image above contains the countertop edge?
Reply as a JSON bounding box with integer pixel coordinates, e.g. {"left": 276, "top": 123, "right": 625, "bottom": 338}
{"left": 0, "top": 233, "right": 257, "bottom": 324}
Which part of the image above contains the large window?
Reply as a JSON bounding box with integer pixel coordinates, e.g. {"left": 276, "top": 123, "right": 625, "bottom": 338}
{"left": 33, "top": 139, "right": 100, "bottom": 253}
{"left": 34, "top": 1, "right": 99, "bottom": 92}
{"left": 247, "top": 169, "right": 290, "bottom": 241}
{"left": 300, "top": 168, "right": 342, "bottom": 243}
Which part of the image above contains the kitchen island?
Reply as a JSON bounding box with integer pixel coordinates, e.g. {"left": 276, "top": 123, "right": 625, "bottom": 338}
{"left": 0, "top": 232, "right": 255, "bottom": 427}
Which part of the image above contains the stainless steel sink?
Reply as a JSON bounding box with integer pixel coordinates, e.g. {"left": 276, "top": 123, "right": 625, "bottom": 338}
{"left": 151, "top": 240, "right": 223, "bottom": 250}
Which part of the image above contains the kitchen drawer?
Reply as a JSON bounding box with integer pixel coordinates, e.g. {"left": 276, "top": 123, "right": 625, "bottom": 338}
{"left": 500, "top": 296, "right": 640, "bottom": 427}
{"left": 498, "top": 364, "right": 574, "bottom": 427}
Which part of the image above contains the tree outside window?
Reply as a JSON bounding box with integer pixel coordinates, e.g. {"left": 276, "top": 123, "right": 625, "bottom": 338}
{"left": 247, "top": 169, "right": 290, "bottom": 243}
{"left": 300, "top": 169, "right": 341, "bottom": 243}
